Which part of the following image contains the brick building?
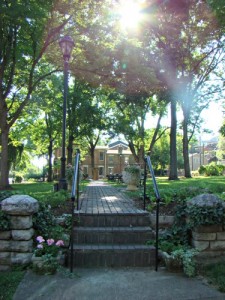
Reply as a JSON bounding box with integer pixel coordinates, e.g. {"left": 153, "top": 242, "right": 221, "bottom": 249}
{"left": 81, "top": 141, "right": 135, "bottom": 179}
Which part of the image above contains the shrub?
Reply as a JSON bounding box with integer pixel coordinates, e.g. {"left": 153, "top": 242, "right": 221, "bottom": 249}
{"left": 186, "top": 202, "right": 225, "bottom": 227}
{"left": 0, "top": 191, "right": 15, "bottom": 202}
{"left": 33, "top": 202, "right": 56, "bottom": 239}
{"left": 124, "top": 165, "right": 141, "bottom": 175}
{"left": 15, "top": 175, "right": 23, "bottom": 183}
{"left": 204, "top": 262, "right": 225, "bottom": 292}
{"left": 198, "top": 163, "right": 225, "bottom": 176}
{"left": 31, "top": 190, "right": 69, "bottom": 208}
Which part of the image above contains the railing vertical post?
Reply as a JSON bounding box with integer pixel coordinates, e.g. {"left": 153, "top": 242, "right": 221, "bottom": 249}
{"left": 70, "top": 195, "right": 75, "bottom": 273}
{"left": 143, "top": 157, "right": 147, "bottom": 210}
{"left": 77, "top": 159, "right": 80, "bottom": 210}
{"left": 70, "top": 149, "right": 80, "bottom": 273}
{"left": 146, "top": 155, "right": 161, "bottom": 272}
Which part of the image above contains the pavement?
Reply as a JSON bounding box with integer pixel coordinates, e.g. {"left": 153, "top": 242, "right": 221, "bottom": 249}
{"left": 13, "top": 181, "right": 225, "bottom": 299}
{"left": 13, "top": 267, "right": 225, "bottom": 300}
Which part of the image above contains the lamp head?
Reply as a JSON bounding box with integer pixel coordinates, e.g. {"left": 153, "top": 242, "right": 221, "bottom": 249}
{"left": 59, "top": 36, "right": 74, "bottom": 61}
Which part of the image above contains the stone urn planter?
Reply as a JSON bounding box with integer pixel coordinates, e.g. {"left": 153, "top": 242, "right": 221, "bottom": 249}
{"left": 32, "top": 252, "right": 65, "bottom": 275}
{"left": 161, "top": 251, "right": 183, "bottom": 273}
{"left": 122, "top": 165, "right": 141, "bottom": 191}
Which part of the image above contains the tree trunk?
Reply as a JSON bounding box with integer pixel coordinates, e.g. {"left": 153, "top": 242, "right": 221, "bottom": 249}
{"left": 183, "top": 119, "right": 192, "bottom": 178}
{"left": 137, "top": 145, "right": 145, "bottom": 168}
{"left": 0, "top": 127, "right": 10, "bottom": 189}
{"left": 128, "top": 141, "right": 139, "bottom": 163}
{"left": 47, "top": 139, "right": 53, "bottom": 182}
{"left": 169, "top": 98, "right": 178, "bottom": 180}
{"left": 90, "top": 145, "right": 95, "bottom": 177}
{"left": 67, "top": 134, "right": 74, "bottom": 165}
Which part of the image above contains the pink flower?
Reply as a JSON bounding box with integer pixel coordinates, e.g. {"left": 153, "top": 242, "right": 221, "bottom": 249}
{"left": 37, "top": 244, "right": 43, "bottom": 249}
{"left": 56, "top": 240, "right": 64, "bottom": 247}
{"left": 36, "top": 236, "right": 45, "bottom": 243}
{"left": 47, "top": 239, "right": 55, "bottom": 246}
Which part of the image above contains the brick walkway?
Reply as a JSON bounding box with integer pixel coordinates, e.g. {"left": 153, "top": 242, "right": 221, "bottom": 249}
{"left": 78, "top": 180, "right": 145, "bottom": 214}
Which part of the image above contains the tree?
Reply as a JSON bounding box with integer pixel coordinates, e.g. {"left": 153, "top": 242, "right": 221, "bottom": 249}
{"left": 30, "top": 73, "right": 63, "bottom": 182}
{"left": 0, "top": 0, "right": 68, "bottom": 189}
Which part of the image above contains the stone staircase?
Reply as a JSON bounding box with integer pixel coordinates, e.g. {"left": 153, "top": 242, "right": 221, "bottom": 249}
{"left": 70, "top": 211, "right": 156, "bottom": 267}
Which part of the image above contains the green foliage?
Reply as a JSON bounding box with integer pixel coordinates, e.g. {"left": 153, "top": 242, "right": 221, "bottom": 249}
{"left": 170, "top": 248, "right": 198, "bottom": 277}
{"left": 0, "top": 270, "right": 24, "bottom": 300}
{"left": 204, "top": 262, "right": 225, "bottom": 292}
{"left": 124, "top": 165, "right": 141, "bottom": 174}
{"left": 0, "top": 210, "right": 10, "bottom": 231}
{"left": 158, "top": 240, "right": 182, "bottom": 253}
{"left": 32, "top": 202, "right": 56, "bottom": 239}
{"left": 198, "top": 164, "right": 225, "bottom": 176}
{"left": 0, "top": 191, "right": 15, "bottom": 201}
{"left": 32, "top": 202, "right": 70, "bottom": 240}
{"left": 182, "top": 248, "right": 199, "bottom": 277}
{"left": 15, "top": 175, "right": 23, "bottom": 183}
{"left": 33, "top": 190, "right": 69, "bottom": 208}
{"left": 186, "top": 203, "right": 225, "bottom": 227}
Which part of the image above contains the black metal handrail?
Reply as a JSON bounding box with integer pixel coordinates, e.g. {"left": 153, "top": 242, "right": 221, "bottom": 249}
{"left": 70, "top": 149, "right": 80, "bottom": 273}
{"left": 145, "top": 155, "right": 161, "bottom": 272}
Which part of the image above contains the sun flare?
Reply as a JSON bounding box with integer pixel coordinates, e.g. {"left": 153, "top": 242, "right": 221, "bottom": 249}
{"left": 119, "top": 0, "right": 144, "bottom": 30}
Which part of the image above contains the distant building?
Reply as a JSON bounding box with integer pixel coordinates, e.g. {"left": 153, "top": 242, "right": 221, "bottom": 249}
{"left": 189, "top": 140, "right": 219, "bottom": 171}
{"left": 54, "top": 140, "right": 136, "bottom": 180}
{"left": 81, "top": 141, "right": 135, "bottom": 179}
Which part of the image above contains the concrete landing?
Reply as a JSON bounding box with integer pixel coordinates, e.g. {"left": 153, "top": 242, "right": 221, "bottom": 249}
{"left": 13, "top": 267, "right": 225, "bottom": 300}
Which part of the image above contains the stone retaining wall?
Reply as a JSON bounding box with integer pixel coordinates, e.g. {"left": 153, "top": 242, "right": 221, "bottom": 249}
{"left": 188, "top": 194, "right": 225, "bottom": 265}
{"left": 0, "top": 195, "right": 39, "bottom": 271}
{"left": 192, "top": 224, "right": 225, "bottom": 264}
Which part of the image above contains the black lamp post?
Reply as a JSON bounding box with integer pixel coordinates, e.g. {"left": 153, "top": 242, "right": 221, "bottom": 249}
{"left": 58, "top": 36, "right": 74, "bottom": 190}
{"left": 118, "top": 145, "right": 123, "bottom": 174}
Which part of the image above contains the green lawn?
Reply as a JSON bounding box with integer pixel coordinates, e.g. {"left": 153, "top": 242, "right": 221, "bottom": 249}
{"left": 12, "top": 181, "right": 54, "bottom": 195}
{"left": 0, "top": 269, "right": 25, "bottom": 300}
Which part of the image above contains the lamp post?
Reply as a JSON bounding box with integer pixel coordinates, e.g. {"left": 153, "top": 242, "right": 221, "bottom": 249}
{"left": 118, "top": 145, "right": 123, "bottom": 174}
{"left": 58, "top": 36, "right": 74, "bottom": 190}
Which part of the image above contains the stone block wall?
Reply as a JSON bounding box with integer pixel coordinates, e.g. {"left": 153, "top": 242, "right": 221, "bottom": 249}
{"left": 0, "top": 195, "right": 39, "bottom": 271}
{"left": 191, "top": 224, "right": 225, "bottom": 264}
{"left": 187, "top": 194, "right": 225, "bottom": 265}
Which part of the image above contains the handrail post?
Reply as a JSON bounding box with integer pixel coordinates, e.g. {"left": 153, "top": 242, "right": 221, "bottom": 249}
{"left": 143, "top": 157, "right": 147, "bottom": 210}
{"left": 70, "top": 149, "right": 80, "bottom": 273}
{"left": 146, "top": 155, "right": 161, "bottom": 272}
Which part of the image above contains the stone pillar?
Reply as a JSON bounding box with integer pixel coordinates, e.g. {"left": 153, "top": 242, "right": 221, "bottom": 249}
{"left": 187, "top": 194, "right": 225, "bottom": 265}
{"left": 0, "top": 195, "right": 39, "bottom": 271}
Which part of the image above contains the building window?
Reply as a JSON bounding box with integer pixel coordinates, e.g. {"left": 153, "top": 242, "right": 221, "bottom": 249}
{"left": 108, "top": 167, "right": 113, "bottom": 174}
{"left": 99, "top": 166, "right": 104, "bottom": 176}
{"left": 99, "top": 152, "right": 104, "bottom": 161}
{"left": 108, "top": 155, "right": 114, "bottom": 163}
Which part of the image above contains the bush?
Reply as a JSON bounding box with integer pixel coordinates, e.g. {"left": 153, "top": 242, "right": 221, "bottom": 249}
{"left": 15, "top": 175, "right": 23, "bottom": 183}
{"left": 186, "top": 202, "right": 225, "bottom": 227}
{"left": 30, "top": 190, "right": 69, "bottom": 208}
{"left": 198, "top": 163, "right": 225, "bottom": 176}
{"left": 33, "top": 202, "right": 56, "bottom": 239}
{"left": 0, "top": 191, "right": 15, "bottom": 202}
{"left": 204, "top": 262, "right": 225, "bottom": 292}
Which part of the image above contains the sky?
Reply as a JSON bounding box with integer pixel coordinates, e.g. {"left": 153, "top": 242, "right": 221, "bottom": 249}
{"left": 146, "top": 101, "right": 224, "bottom": 142}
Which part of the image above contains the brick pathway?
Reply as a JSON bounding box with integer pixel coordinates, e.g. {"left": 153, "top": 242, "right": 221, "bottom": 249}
{"left": 78, "top": 180, "right": 144, "bottom": 214}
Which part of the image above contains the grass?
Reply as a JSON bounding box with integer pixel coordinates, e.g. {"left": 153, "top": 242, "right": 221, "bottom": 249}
{"left": 0, "top": 268, "right": 25, "bottom": 300}
{"left": 203, "top": 262, "right": 225, "bottom": 292}
{"left": 12, "top": 182, "right": 54, "bottom": 196}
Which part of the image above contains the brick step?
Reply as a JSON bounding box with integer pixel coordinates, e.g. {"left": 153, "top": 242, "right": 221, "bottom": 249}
{"left": 68, "top": 244, "right": 156, "bottom": 267}
{"left": 75, "top": 212, "right": 150, "bottom": 227}
{"left": 74, "top": 226, "right": 155, "bottom": 245}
